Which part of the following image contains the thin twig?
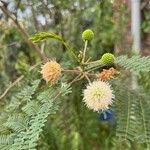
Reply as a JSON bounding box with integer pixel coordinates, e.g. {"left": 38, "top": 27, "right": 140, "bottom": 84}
{"left": 69, "top": 74, "right": 82, "bottom": 85}
{"left": 62, "top": 69, "right": 96, "bottom": 77}
{"left": 41, "top": 42, "right": 46, "bottom": 56}
{"left": 83, "top": 73, "right": 91, "bottom": 83}
{"left": 0, "top": 4, "right": 46, "bottom": 60}
{"left": 85, "top": 57, "right": 92, "bottom": 63}
{"left": 84, "top": 60, "right": 100, "bottom": 65}
{"left": 0, "top": 63, "right": 41, "bottom": 100}
{"left": 30, "top": 3, "right": 39, "bottom": 31}
{"left": 62, "top": 69, "right": 81, "bottom": 74}
{"left": 0, "top": 76, "right": 24, "bottom": 100}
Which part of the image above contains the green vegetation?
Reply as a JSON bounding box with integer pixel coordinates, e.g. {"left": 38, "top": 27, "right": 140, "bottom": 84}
{"left": 0, "top": 1, "right": 150, "bottom": 150}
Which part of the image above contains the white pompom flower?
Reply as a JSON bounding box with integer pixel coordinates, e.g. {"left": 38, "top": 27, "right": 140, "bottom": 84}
{"left": 83, "top": 80, "right": 115, "bottom": 112}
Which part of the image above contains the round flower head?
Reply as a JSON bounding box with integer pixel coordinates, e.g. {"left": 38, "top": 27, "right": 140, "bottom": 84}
{"left": 100, "top": 53, "right": 115, "bottom": 65}
{"left": 41, "top": 60, "right": 61, "bottom": 83}
{"left": 83, "top": 80, "right": 114, "bottom": 112}
{"left": 97, "top": 67, "right": 118, "bottom": 81}
{"left": 82, "top": 29, "right": 94, "bottom": 41}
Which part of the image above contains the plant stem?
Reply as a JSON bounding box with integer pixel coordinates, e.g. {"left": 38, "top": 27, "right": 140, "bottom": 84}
{"left": 0, "top": 62, "right": 41, "bottom": 100}
{"left": 62, "top": 69, "right": 96, "bottom": 77}
{"left": 84, "top": 60, "right": 100, "bottom": 65}
{"left": 0, "top": 4, "right": 46, "bottom": 60}
{"left": 82, "top": 40, "right": 88, "bottom": 63}
{"left": 84, "top": 74, "right": 91, "bottom": 83}
{"left": 69, "top": 74, "right": 82, "bottom": 85}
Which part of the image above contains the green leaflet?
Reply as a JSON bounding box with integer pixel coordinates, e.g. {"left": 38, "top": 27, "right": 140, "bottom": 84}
{"left": 115, "top": 55, "right": 150, "bottom": 73}
{"left": 6, "top": 79, "right": 41, "bottom": 112}
{"left": 30, "top": 32, "right": 80, "bottom": 63}
{"left": 114, "top": 80, "right": 150, "bottom": 148}
{"left": 0, "top": 81, "right": 71, "bottom": 150}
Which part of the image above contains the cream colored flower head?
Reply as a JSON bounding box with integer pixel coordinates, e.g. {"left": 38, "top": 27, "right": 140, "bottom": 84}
{"left": 83, "top": 80, "right": 115, "bottom": 112}
{"left": 41, "top": 60, "right": 61, "bottom": 84}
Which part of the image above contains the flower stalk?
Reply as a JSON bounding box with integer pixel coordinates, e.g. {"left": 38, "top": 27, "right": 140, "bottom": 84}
{"left": 82, "top": 40, "right": 88, "bottom": 64}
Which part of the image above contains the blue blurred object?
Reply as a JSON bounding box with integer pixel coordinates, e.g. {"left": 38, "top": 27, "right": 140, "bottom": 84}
{"left": 99, "top": 109, "right": 113, "bottom": 121}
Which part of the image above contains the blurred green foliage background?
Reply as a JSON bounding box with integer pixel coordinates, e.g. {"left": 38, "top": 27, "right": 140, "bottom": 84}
{"left": 0, "top": 0, "right": 150, "bottom": 150}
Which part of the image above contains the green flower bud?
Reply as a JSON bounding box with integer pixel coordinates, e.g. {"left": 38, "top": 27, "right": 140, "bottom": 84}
{"left": 82, "top": 29, "right": 94, "bottom": 41}
{"left": 101, "top": 53, "right": 115, "bottom": 65}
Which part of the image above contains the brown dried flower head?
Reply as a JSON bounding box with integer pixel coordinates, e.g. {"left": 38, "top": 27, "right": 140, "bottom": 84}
{"left": 97, "top": 67, "right": 118, "bottom": 81}
{"left": 41, "top": 60, "right": 61, "bottom": 83}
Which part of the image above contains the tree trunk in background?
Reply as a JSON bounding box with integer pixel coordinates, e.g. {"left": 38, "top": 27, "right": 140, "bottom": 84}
{"left": 113, "top": 0, "right": 133, "bottom": 55}
{"left": 141, "top": 0, "right": 150, "bottom": 56}
{"left": 113, "top": 0, "right": 150, "bottom": 56}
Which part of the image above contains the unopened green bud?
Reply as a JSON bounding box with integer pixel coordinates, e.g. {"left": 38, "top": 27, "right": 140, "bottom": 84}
{"left": 101, "top": 53, "right": 115, "bottom": 65}
{"left": 82, "top": 29, "right": 94, "bottom": 41}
